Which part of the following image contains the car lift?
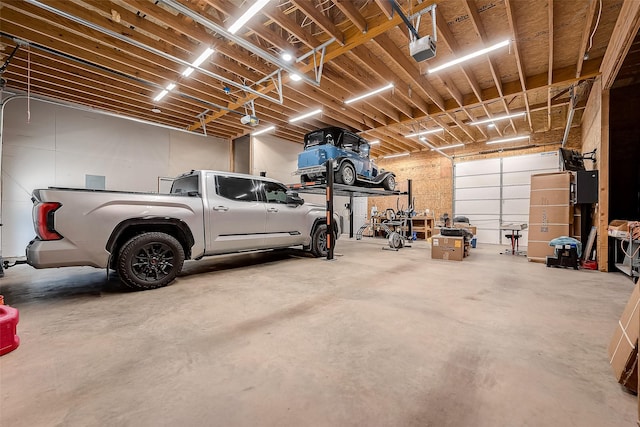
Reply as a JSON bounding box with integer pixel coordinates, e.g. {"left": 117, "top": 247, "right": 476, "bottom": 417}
{"left": 289, "top": 160, "right": 412, "bottom": 258}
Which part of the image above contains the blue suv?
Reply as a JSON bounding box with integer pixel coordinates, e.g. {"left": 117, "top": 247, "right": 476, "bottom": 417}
{"left": 295, "top": 127, "right": 396, "bottom": 191}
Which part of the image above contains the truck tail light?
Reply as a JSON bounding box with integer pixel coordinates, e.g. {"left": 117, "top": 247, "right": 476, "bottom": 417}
{"left": 35, "top": 202, "right": 63, "bottom": 240}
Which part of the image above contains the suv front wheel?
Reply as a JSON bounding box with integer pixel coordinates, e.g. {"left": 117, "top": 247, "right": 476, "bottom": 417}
{"left": 310, "top": 224, "right": 333, "bottom": 257}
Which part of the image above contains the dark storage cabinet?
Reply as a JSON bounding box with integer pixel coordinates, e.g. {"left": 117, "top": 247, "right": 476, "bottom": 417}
{"left": 576, "top": 170, "right": 598, "bottom": 204}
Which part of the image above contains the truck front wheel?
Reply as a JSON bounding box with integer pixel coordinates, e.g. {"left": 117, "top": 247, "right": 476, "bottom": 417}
{"left": 117, "top": 232, "right": 185, "bottom": 290}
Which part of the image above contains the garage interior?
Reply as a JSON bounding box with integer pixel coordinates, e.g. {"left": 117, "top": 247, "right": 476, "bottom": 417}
{"left": 1, "top": 0, "right": 640, "bottom": 425}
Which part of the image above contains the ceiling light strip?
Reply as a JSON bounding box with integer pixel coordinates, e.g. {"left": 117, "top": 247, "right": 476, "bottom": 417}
{"left": 345, "top": 83, "right": 394, "bottom": 104}
{"left": 405, "top": 128, "right": 443, "bottom": 138}
{"left": 153, "top": 90, "right": 169, "bottom": 102}
{"left": 471, "top": 111, "right": 526, "bottom": 125}
{"left": 368, "top": 140, "right": 380, "bottom": 145}
{"left": 383, "top": 153, "right": 410, "bottom": 159}
{"left": 428, "top": 39, "right": 510, "bottom": 74}
{"left": 228, "top": 0, "right": 270, "bottom": 34}
{"left": 251, "top": 125, "right": 276, "bottom": 136}
{"left": 486, "top": 135, "right": 530, "bottom": 145}
{"left": 431, "top": 143, "right": 464, "bottom": 150}
{"left": 289, "top": 109, "right": 322, "bottom": 123}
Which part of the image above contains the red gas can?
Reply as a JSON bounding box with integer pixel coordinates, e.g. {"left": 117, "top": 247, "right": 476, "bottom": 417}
{"left": 0, "top": 305, "right": 20, "bottom": 356}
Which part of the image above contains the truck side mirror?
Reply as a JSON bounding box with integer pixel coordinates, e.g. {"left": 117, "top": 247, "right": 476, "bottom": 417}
{"left": 286, "top": 191, "right": 304, "bottom": 205}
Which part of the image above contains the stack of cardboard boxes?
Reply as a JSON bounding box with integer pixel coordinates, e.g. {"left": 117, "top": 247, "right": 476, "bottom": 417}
{"left": 528, "top": 172, "right": 575, "bottom": 262}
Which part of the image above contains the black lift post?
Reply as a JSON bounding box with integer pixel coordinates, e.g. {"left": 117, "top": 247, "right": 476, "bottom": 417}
{"left": 325, "top": 159, "right": 334, "bottom": 260}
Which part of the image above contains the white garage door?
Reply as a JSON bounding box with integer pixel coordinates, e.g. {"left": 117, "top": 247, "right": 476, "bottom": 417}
{"left": 454, "top": 151, "right": 560, "bottom": 245}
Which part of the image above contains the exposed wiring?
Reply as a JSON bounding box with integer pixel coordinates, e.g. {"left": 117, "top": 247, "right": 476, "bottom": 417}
{"left": 586, "top": 0, "right": 602, "bottom": 56}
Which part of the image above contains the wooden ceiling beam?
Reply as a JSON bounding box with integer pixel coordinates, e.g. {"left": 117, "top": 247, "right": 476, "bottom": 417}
{"left": 358, "top": 59, "right": 602, "bottom": 146}
{"left": 5, "top": 61, "right": 206, "bottom": 123}
{"left": 462, "top": 0, "right": 511, "bottom": 135}
{"left": 121, "top": 0, "right": 274, "bottom": 75}
{"left": 203, "top": 0, "right": 303, "bottom": 55}
{"left": 348, "top": 45, "right": 430, "bottom": 116}
{"left": 367, "top": 129, "right": 423, "bottom": 152}
{"left": 263, "top": 6, "right": 319, "bottom": 49}
{"left": 332, "top": 0, "right": 367, "bottom": 33}
{"left": 374, "top": 0, "right": 394, "bottom": 20}
{"left": 82, "top": 0, "right": 194, "bottom": 53}
{"left": 374, "top": 33, "right": 445, "bottom": 110}
{"left": 189, "top": 0, "right": 440, "bottom": 130}
{"left": 505, "top": 0, "right": 533, "bottom": 131}
{"left": 281, "top": 87, "right": 371, "bottom": 131}
{"left": 576, "top": 0, "right": 599, "bottom": 78}
{"left": 326, "top": 58, "right": 408, "bottom": 121}
{"left": 600, "top": 0, "right": 640, "bottom": 90}
{"left": 290, "top": 0, "right": 344, "bottom": 46}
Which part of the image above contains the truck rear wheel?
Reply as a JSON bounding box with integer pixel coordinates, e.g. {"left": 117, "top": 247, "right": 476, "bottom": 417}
{"left": 117, "top": 232, "right": 185, "bottom": 290}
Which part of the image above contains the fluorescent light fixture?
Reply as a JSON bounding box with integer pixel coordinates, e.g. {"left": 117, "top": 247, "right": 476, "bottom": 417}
{"left": 486, "top": 135, "right": 530, "bottom": 145}
{"left": 383, "top": 152, "right": 410, "bottom": 159}
{"left": 192, "top": 47, "right": 214, "bottom": 67}
{"left": 282, "top": 52, "right": 293, "bottom": 62}
{"left": 154, "top": 90, "right": 169, "bottom": 102}
{"left": 471, "top": 111, "right": 526, "bottom": 126}
{"left": 345, "top": 83, "right": 394, "bottom": 104}
{"left": 428, "top": 39, "right": 510, "bottom": 74}
{"left": 251, "top": 125, "right": 275, "bottom": 136}
{"left": 289, "top": 109, "right": 322, "bottom": 123}
{"left": 368, "top": 139, "right": 380, "bottom": 145}
{"left": 182, "top": 67, "right": 194, "bottom": 77}
{"left": 290, "top": 73, "right": 302, "bottom": 81}
{"left": 228, "top": 0, "right": 270, "bottom": 34}
{"left": 405, "top": 128, "right": 443, "bottom": 138}
{"left": 431, "top": 143, "right": 464, "bottom": 151}
{"left": 166, "top": 83, "right": 176, "bottom": 91}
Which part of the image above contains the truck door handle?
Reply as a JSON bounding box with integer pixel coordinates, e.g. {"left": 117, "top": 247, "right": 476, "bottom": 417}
{"left": 213, "top": 206, "right": 229, "bottom": 211}
{"left": 267, "top": 207, "right": 278, "bottom": 212}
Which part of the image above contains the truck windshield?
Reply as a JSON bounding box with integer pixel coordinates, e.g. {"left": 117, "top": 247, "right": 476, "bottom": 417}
{"left": 171, "top": 175, "right": 199, "bottom": 195}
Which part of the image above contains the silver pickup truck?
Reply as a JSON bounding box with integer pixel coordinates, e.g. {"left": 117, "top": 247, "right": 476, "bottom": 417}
{"left": 26, "top": 170, "right": 339, "bottom": 290}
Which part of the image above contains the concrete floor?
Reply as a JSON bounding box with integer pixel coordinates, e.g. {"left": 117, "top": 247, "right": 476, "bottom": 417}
{"left": 0, "top": 239, "right": 637, "bottom": 426}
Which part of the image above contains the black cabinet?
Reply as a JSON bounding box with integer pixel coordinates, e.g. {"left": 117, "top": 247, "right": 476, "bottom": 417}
{"left": 576, "top": 170, "right": 598, "bottom": 204}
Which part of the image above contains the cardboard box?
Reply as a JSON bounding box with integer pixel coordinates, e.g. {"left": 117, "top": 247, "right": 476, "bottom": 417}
{"left": 529, "top": 189, "right": 571, "bottom": 207}
{"left": 528, "top": 172, "right": 572, "bottom": 262}
{"left": 608, "top": 220, "right": 630, "bottom": 238}
{"left": 530, "top": 171, "right": 572, "bottom": 191}
{"left": 527, "top": 241, "right": 557, "bottom": 260}
{"left": 431, "top": 235, "right": 464, "bottom": 261}
{"left": 609, "top": 220, "right": 629, "bottom": 232}
{"left": 608, "top": 282, "right": 640, "bottom": 392}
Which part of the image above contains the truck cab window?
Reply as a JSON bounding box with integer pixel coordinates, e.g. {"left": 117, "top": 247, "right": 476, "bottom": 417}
{"left": 262, "top": 181, "right": 289, "bottom": 203}
{"left": 216, "top": 176, "right": 260, "bottom": 202}
{"left": 170, "top": 175, "right": 199, "bottom": 195}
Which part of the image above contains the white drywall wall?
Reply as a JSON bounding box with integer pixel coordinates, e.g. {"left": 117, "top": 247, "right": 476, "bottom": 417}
{"left": 1, "top": 98, "right": 229, "bottom": 258}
